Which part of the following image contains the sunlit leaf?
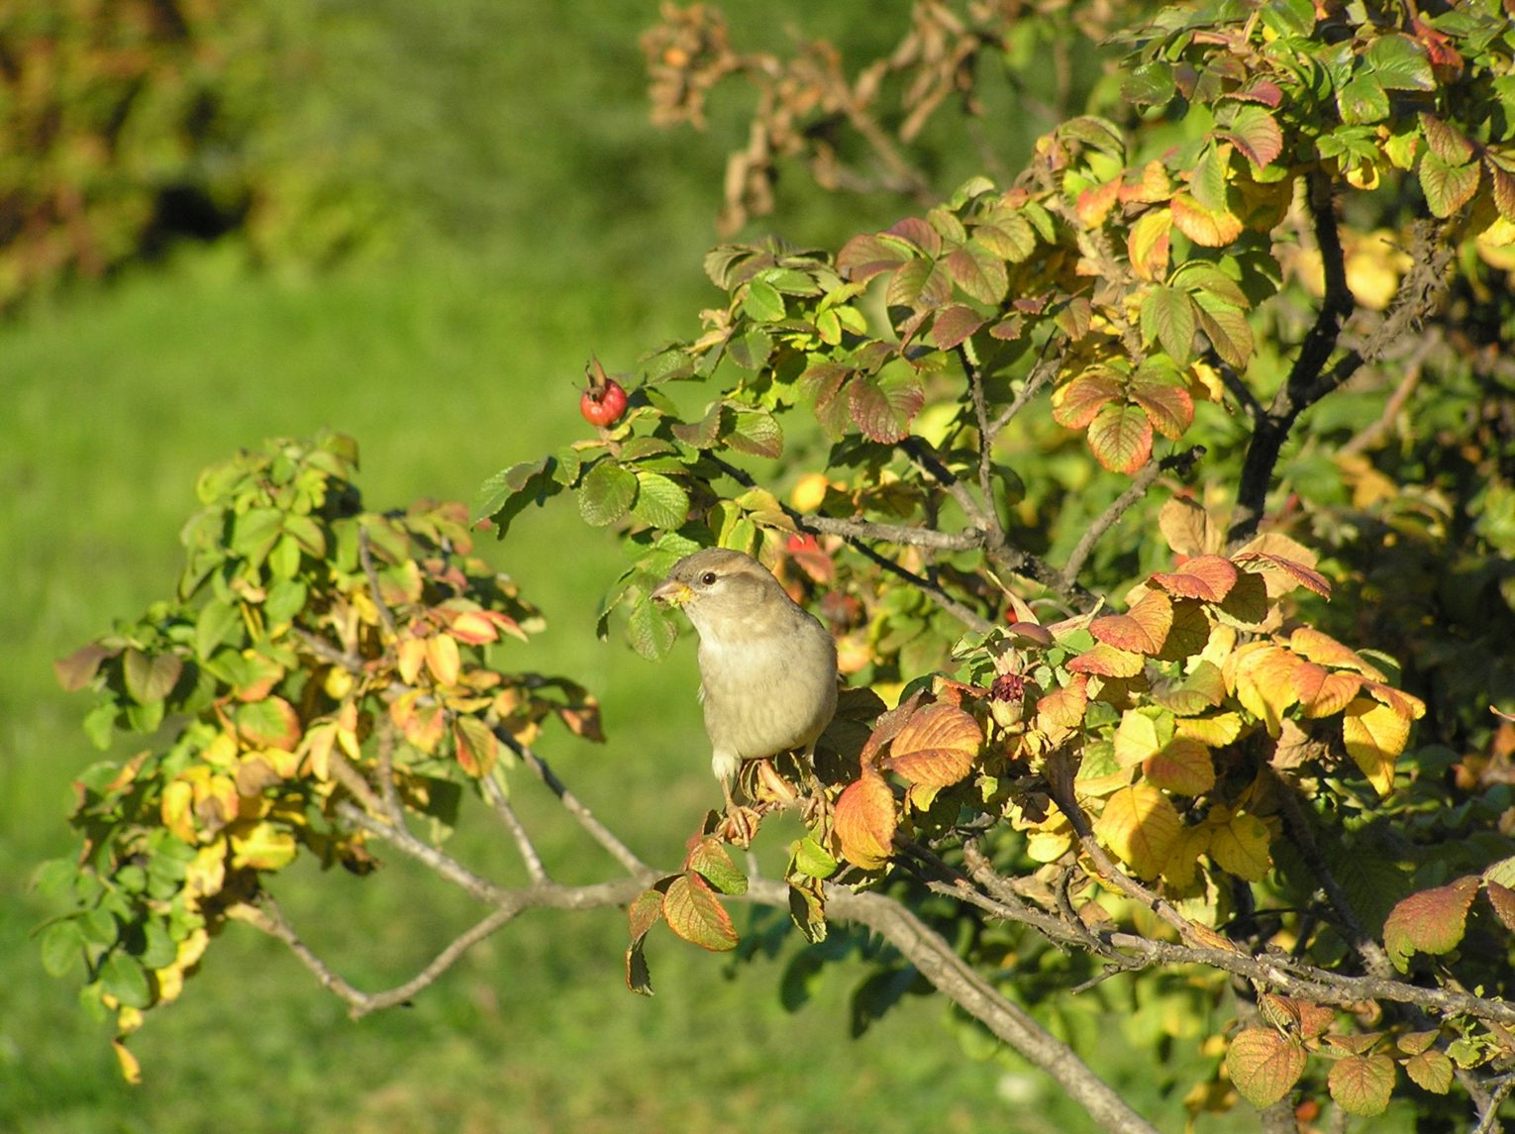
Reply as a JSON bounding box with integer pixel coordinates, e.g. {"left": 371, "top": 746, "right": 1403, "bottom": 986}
{"left": 884, "top": 703, "right": 980, "bottom": 788}
{"left": 1342, "top": 696, "right": 1410, "bottom": 795}
{"left": 1383, "top": 876, "right": 1478, "bottom": 971}
{"left": 1226, "top": 1027, "right": 1306, "bottom": 1109}
{"left": 1328, "top": 1053, "right": 1395, "bottom": 1116}
{"left": 662, "top": 873, "right": 738, "bottom": 952}
{"left": 835, "top": 771, "right": 897, "bottom": 870}
{"left": 1094, "top": 783, "right": 1180, "bottom": 880}
{"left": 1086, "top": 403, "right": 1151, "bottom": 474}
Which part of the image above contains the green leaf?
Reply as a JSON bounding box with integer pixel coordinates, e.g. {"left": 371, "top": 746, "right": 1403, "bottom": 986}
{"left": 123, "top": 649, "right": 182, "bottom": 706}
{"left": 40, "top": 919, "right": 84, "bottom": 977}
{"left": 194, "top": 598, "right": 242, "bottom": 659}
{"left": 1123, "top": 60, "right": 1175, "bottom": 106}
{"left": 726, "top": 408, "right": 783, "bottom": 459}
{"left": 973, "top": 211, "right": 1036, "bottom": 262}
{"left": 100, "top": 951, "right": 153, "bottom": 1009}
{"left": 1337, "top": 76, "right": 1390, "bottom": 125}
{"left": 1220, "top": 105, "right": 1284, "bottom": 168}
{"left": 475, "top": 455, "right": 563, "bottom": 539}
{"left": 742, "top": 279, "right": 786, "bottom": 322}
{"left": 626, "top": 594, "right": 678, "bottom": 660}
{"left": 1194, "top": 299, "right": 1254, "bottom": 369}
{"left": 1227, "top": 1028, "right": 1306, "bottom": 1109}
{"left": 630, "top": 472, "right": 690, "bottom": 530}
{"left": 577, "top": 461, "right": 639, "bottom": 527}
{"left": 728, "top": 326, "right": 774, "bottom": 371}
{"left": 848, "top": 360, "right": 925, "bottom": 443}
{"left": 1140, "top": 287, "right": 1197, "bottom": 365}
{"left": 945, "top": 241, "right": 1008, "bottom": 304}
{"left": 230, "top": 508, "right": 283, "bottom": 565}
{"left": 791, "top": 835, "right": 838, "bottom": 880}
{"left": 1366, "top": 34, "right": 1435, "bottom": 92}
{"left": 885, "top": 258, "right": 952, "bottom": 311}
{"left": 1190, "top": 144, "right": 1229, "bottom": 212}
{"left": 1419, "top": 152, "right": 1481, "bottom": 218}
{"left": 686, "top": 837, "right": 748, "bottom": 895}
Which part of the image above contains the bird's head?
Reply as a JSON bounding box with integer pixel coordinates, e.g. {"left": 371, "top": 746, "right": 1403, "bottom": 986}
{"left": 650, "top": 548, "right": 792, "bottom": 642}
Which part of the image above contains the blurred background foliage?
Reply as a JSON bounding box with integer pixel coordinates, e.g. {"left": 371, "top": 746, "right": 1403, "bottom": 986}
{"left": 0, "top": 2, "right": 1182, "bottom": 1132}
{"left": 4, "top": 0, "right": 1509, "bottom": 1130}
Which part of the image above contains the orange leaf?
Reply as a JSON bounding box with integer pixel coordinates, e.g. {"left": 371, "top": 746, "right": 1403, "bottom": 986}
{"left": 1289, "top": 627, "right": 1385, "bottom": 680}
{"left": 451, "top": 715, "right": 498, "bottom": 777}
{"left": 1150, "top": 555, "right": 1238, "bottom": 602}
{"left": 1294, "top": 662, "right": 1362, "bottom": 718}
{"left": 1171, "top": 191, "right": 1244, "bottom": 246}
{"left": 884, "top": 702, "right": 981, "bottom": 787}
{"left": 834, "top": 771, "right": 897, "bottom": 870}
{"left": 1233, "top": 550, "right": 1331, "bottom": 598}
{"left": 1036, "top": 674, "right": 1088, "bottom": 730}
{"left": 1087, "top": 403, "right": 1153, "bottom": 475}
{"left": 1232, "top": 644, "right": 1303, "bottom": 736}
{"left": 1090, "top": 590, "right": 1173, "bottom": 655}
{"left": 858, "top": 690, "right": 924, "bottom": 768}
{"left": 1226, "top": 1027, "right": 1306, "bottom": 1109}
{"left": 1051, "top": 368, "right": 1123, "bottom": 430}
{"left": 1127, "top": 208, "right": 1173, "bottom": 282}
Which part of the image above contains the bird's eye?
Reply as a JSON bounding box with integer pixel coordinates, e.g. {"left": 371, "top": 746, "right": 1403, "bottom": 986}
{"left": 699, "top": 571, "right": 718, "bottom": 586}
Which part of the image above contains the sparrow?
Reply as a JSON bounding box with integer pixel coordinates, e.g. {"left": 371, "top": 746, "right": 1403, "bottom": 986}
{"left": 651, "top": 547, "right": 838, "bottom": 817}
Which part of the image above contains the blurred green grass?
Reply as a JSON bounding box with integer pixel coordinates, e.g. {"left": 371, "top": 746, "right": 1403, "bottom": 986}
{"left": 0, "top": 4, "right": 1242, "bottom": 1131}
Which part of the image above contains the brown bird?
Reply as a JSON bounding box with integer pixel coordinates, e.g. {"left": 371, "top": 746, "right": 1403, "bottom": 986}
{"left": 651, "top": 548, "right": 838, "bottom": 817}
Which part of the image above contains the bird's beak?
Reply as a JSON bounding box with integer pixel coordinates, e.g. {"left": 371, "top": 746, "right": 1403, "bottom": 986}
{"left": 651, "top": 579, "right": 693, "bottom": 606}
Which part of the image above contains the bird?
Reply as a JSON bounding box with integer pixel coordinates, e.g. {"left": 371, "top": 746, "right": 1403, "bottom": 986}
{"left": 650, "top": 547, "right": 838, "bottom": 821}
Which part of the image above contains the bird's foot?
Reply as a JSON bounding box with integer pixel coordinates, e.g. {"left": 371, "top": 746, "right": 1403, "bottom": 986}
{"left": 715, "top": 803, "right": 762, "bottom": 848}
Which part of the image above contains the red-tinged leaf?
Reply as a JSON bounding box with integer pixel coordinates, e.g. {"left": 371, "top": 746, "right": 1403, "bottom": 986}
{"left": 1232, "top": 644, "right": 1303, "bottom": 736}
{"left": 55, "top": 643, "right": 115, "bottom": 692}
{"left": 448, "top": 610, "right": 500, "bottom": 645}
{"left": 1419, "top": 113, "right": 1474, "bottom": 164}
{"left": 1094, "top": 783, "right": 1180, "bottom": 880}
{"left": 1384, "top": 876, "right": 1479, "bottom": 971}
{"left": 1150, "top": 555, "right": 1238, "bottom": 602}
{"left": 1091, "top": 590, "right": 1172, "bottom": 655}
{"left": 1130, "top": 369, "right": 1194, "bottom": 438}
{"left": 1232, "top": 550, "right": 1331, "bottom": 598}
{"left": 859, "top": 690, "right": 924, "bottom": 767}
{"left": 1404, "top": 1049, "right": 1454, "bottom": 1094}
{"left": 887, "top": 216, "right": 942, "bottom": 257}
{"left": 1140, "top": 286, "right": 1197, "bottom": 364}
{"left": 849, "top": 363, "right": 925, "bottom": 443}
{"left": 1170, "top": 192, "right": 1244, "bottom": 247}
{"left": 1068, "top": 641, "right": 1145, "bottom": 678}
{"left": 1087, "top": 403, "right": 1152, "bottom": 474}
{"left": 930, "top": 304, "right": 987, "bottom": 349}
{"left": 834, "top": 771, "right": 897, "bottom": 870}
{"left": 1294, "top": 662, "right": 1362, "bottom": 718}
{"left": 1037, "top": 674, "right": 1088, "bottom": 729}
{"left": 1488, "top": 159, "right": 1515, "bottom": 222}
{"left": 123, "top": 648, "right": 183, "bottom": 705}
{"left": 1343, "top": 696, "right": 1410, "bottom": 795}
{"left": 1328, "top": 1054, "right": 1396, "bottom": 1117}
{"left": 1486, "top": 881, "right": 1515, "bottom": 932}
{"left": 1227, "top": 1027, "right": 1307, "bottom": 1109}
{"left": 837, "top": 233, "right": 910, "bottom": 282}
{"left": 628, "top": 887, "right": 665, "bottom": 943}
{"left": 236, "top": 696, "right": 301, "bottom": 752}
{"left": 1220, "top": 105, "right": 1284, "bottom": 168}
{"left": 1360, "top": 680, "right": 1426, "bottom": 722}
{"left": 662, "top": 872, "right": 738, "bottom": 952}
{"left": 945, "top": 242, "right": 1008, "bottom": 305}
{"left": 1075, "top": 178, "right": 1120, "bottom": 226}
{"left": 1144, "top": 737, "right": 1214, "bottom": 795}
{"left": 1051, "top": 368, "right": 1123, "bottom": 430}
{"left": 452, "top": 715, "right": 498, "bottom": 776}
{"left": 886, "top": 258, "right": 952, "bottom": 311}
{"left": 1054, "top": 295, "right": 1093, "bottom": 340}
{"left": 1288, "top": 627, "right": 1385, "bottom": 679}
{"left": 1127, "top": 209, "right": 1172, "bottom": 282}
{"left": 684, "top": 836, "right": 748, "bottom": 895}
{"left": 884, "top": 702, "right": 981, "bottom": 787}
{"left": 1260, "top": 995, "right": 1335, "bottom": 1040}
{"left": 1419, "top": 151, "right": 1480, "bottom": 219}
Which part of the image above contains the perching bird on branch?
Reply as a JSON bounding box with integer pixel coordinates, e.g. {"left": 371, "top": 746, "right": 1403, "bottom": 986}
{"left": 651, "top": 548, "right": 838, "bottom": 819}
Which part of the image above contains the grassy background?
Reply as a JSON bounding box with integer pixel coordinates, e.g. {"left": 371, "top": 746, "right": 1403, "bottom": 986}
{"left": 0, "top": 4, "right": 1258, "bottom": 1131}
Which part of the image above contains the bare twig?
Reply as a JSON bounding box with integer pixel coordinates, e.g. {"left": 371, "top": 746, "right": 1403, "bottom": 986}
{"left": 802, "top": 514, "right": 982, "bottom": 551}
{"left": 1056, "top": 446, "right": 1203, "bottom": 591}
{"left": 359, "top": 525, "right": 399, "bottom": 639}
{"left": 482, "top": 772, "right": 549, "bottom": 884}
{"left": 1472, "top": 1073, "right": 1515, "bottom": 1134}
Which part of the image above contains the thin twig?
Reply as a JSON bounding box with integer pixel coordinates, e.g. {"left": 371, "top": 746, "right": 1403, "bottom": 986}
{"left": 482, "top": 772, "right": 549, "bottom": 884}
{"left": 803, "top": 514, "right": 983, "bottom": 551}
{"left": 1057, "top": 446, "right": 1203, "bottom": 590}
{"left": 359, "top": 525, "right": 399, "bottom": 639}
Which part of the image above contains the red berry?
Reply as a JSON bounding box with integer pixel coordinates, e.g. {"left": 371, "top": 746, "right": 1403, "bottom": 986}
{"left": 580, "top": 376, "right": 628, "bottom": 427}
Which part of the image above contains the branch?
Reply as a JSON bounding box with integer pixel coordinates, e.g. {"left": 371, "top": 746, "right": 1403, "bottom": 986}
{"left": 1229, "top": 202, "right": 1452, "bottom": 542}
{"left": 359, "top": 525, "right": 399, "bottom": 639}
{"left": 1473, "top": 1073, "right": 1515, "bottom": 1134}
{"left": 802, "top": 514, "right": 982, "bottom": 551}
{"left": 482, "top": 771, "right": 549, "bottom": 884}
{"left": 1056, "top": 446, "right": 1203, "bottom": 591}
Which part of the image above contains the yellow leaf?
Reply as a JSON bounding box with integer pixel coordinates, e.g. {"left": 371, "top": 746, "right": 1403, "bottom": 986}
{"left": 1094, "top": 783, "right": 1181, "bottom": 880}
{"left": 425, "top": 634, "right": 461, "bottom": 686}
{"left": 1232, "top": 644, "right": 1302, "bottom": 736}
{"left": 1143, "top": 737, "right": 1215, "bottom": 795}
{"left": 1114, "top": 707, "right": 1170, "bottom": 768}
{"left": 113, "top": 1039, "right": 142, "bottom": 1085}
{"left": 1208, "top": 808, "right": 1272, "bottom": 881}
{"left": 397, "top": 636, "right": 427, "bottom": 685}
{"left": 229, "top": 821, "right": 298, "bottom": 871}
{"left": 1343, "top": 696, "right": 1409, "bottom": 795}
{"left": 1161, "top": 823, "right": 1213, "bottom": 889}
{"left": 1175, "top": 712, "right": 1242, "bottom": 747}
{"left": 184, "top": 842, "right": 227, "bottom": 902}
